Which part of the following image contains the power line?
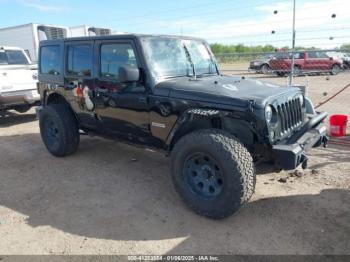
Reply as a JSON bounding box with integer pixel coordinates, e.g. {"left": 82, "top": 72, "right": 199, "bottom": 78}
{"left": 218, "top": 36, "right": 350, "bottom": 45}
{"left": 122, "top": 12, "right": 350, "bottom": 33}
{"left": 205, "top": 26, "right": 350, "bottom": 40}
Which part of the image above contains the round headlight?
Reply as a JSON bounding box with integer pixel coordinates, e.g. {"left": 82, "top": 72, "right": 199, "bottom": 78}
{"left": 265, "top": 105, "right": 273, "bottom": 123}
{"left": 298, "top": 94, "right": 304, "bottom": 106}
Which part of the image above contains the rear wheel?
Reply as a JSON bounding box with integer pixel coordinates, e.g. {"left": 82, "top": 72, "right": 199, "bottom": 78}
{"left": 331, "top": 64, "right": 341, "bottom": 75}
{"left": 39, "top": 104, "right": 80, "bottom": 157}
{"left": 261, "top": 64, "right": 270, "bottom": 74}
{"left": 293, "top": 65, "right": 301, "bottom": 76}
{"left": 171, "top": 129, "right": 256, "bottom": 219}
{"left": 276, "top": 71, "right": 286, "bottom": 77}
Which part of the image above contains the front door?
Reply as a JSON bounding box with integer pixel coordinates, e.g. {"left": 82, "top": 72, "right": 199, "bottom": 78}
{"left": 93, "top": 40, "right": 157, "bottom": 145}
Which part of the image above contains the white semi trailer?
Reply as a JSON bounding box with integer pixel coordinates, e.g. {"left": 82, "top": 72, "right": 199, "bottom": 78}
{"left": 0, "top": 23, "right": 68, "bottom": 62}
{"left": 69, "top": 26, "right": 112, "bottom": 37}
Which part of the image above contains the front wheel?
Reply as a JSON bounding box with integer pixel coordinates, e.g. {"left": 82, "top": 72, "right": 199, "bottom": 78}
{"left": 261, "top": 64, "right": 270, "bottom": 74}
{"left": 39, "top": 104, "right": 80, "bottom": 157}
{"left": 171, "top": 129, "right": 256, "bottom": 219}
{"left": 331, "top": 64, "right": 341, "bottom": 75}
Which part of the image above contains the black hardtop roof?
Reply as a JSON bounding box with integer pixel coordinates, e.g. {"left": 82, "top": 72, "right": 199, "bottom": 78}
{"left": 40, "top": 34, "right": 206, "bottom": 45}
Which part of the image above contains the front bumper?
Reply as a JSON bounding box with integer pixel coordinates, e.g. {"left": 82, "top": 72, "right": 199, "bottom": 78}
{"left": 0, "top": 89, "right": 40, "bottom": 109}
{"left": 249, "top": 65, "right": 262, "bottom": 71}
{"left": 272, "top": 116, "right": 328, "bottom": 170}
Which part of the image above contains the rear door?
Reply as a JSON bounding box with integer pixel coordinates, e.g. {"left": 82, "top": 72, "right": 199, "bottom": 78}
{"left": 316, "top": 51, "right": 332, "bottom": 70}
{"left": 305, "top": 51, "right": 329, "bottom": 72}
{"left": 63, "top": 40, "right": 99, "bottom": 129}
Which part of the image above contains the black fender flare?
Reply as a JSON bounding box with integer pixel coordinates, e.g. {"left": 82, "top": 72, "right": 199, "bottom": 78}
{"left": 44, "top": 91, "right": 80, "bottom": 124}
{"left": 166, "top": 108, "right": 257, "bottom": 149}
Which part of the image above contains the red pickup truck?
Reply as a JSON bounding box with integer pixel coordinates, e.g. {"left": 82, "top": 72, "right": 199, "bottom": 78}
{"left": 269, "top": 51, "right": 343, "bottom": 76}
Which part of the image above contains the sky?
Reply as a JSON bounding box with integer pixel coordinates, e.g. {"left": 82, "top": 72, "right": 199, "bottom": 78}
{"left": 0, "top": 0, "right": 349, "bottom": 48}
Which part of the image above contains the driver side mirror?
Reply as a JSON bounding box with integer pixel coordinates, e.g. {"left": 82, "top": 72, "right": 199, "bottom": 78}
{"left": 118, "top": 65, "right": 140, "bottom": 83}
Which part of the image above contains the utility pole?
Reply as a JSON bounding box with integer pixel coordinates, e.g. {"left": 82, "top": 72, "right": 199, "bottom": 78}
{"left": 289, "top": 0, "right": 296, "bottom": 86}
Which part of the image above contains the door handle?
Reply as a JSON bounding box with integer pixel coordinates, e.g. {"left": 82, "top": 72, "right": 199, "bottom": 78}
{"left": 96, "top": 87, "right": 108, "bottom": 93}
{"left": 95, "top": 87, "right": 108, "bottom": 97}
{"left": 138, "top": 96, "right": 147, "bottom": 103}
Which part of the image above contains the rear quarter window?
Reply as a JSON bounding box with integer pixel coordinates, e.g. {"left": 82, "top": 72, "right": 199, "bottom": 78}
{"left": 40, "top": 45, "right": 61, "bottom": 75}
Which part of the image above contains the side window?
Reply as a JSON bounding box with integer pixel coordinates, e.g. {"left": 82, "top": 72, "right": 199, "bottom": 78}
{"left": 6, "top": 50, "right": 29, "bottom": 65}
{"left": 292, "top": 52, "right": 302, "bottom": 59}
{"left": 308, "top": 52, "right": 317, "bottom": 59}
{"left": 100, "top": 43, "right": 138, "bottom": 80}
{"left": 317, "top": 52, "right": 328, "bottom": 58}
{"left": 67, "top": 45, "right": 92, "bottom": 77}
{"left": 294, "top": 52, "right": 305, "bottom": 59}
{"left": 0, "top": 51, "right": 7, "bottom": 65}
{"left": 40, "top": 45, "right": 61, "bottom": 75}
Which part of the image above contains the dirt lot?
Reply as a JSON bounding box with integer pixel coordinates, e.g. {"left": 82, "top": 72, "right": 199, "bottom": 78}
{"left": 0, "top": 70, "right": 349, "bottom": 255}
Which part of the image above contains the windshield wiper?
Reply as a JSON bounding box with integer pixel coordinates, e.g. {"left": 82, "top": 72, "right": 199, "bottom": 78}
{"left": 162, "top": 75, "right": 189, "bottom": 79}
{"left": 182, "top": 44, "right": 196, "bottom": 79}
{"left": 197, "top": 72, "right": 217, "bottom": 78}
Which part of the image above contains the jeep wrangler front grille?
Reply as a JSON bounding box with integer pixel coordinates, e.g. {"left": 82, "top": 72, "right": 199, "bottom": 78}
{"left": 277, "top": 98, "right": 303, "bottom": 134}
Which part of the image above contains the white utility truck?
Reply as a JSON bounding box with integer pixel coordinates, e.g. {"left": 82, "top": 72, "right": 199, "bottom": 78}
{"left": 0, "top": 23, "right": 68, "bottom": 62}
{"left": 0, "top": 46, "right": 39, "bottom": 114}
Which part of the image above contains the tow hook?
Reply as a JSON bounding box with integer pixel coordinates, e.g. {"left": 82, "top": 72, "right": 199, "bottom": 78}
{"left": 301, "top": 154, "right": 308, "bottom": 170}
{"left": 322, "top": 136, "right": 329, "bottom": 148}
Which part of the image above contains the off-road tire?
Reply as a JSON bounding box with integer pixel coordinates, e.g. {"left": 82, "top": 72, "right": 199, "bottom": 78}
{"left": 171, "top": 129, "right": 256, "bottom": 219}
{"left": 39, "top": 104, "right": 79, "bottom": 157}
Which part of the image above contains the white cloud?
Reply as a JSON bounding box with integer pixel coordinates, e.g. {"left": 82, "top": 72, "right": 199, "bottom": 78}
{"left": 142, "top": 0, "right": 350, "bottom": 48}
{"left": 17, "top": 0, "right": 65, "bottom": 11}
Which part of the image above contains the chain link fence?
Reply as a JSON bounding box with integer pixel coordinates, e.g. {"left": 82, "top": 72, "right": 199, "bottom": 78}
{"left": 215, "top": 49, "right": 350, "bottom": 120}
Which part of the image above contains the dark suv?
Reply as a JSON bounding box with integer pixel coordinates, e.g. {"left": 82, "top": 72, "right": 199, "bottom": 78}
{"left": 37, "top": 34, "right": 328, "bottom": 219}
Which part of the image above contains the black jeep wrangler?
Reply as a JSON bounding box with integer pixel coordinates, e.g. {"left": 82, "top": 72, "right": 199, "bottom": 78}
{"left": 37, "top": 34, "right": 328, "bottom": 219}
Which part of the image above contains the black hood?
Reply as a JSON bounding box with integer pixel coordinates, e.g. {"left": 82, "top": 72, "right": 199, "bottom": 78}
{"left": 154, "top": 75, "right": 301, "bottom": 108}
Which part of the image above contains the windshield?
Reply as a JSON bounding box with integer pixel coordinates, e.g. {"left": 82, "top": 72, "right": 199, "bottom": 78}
{"left": 0, "top": 50, "right": 29, "bottom": 65}
{"left": 141, "top": 37, "right": 218, "bottom": 79}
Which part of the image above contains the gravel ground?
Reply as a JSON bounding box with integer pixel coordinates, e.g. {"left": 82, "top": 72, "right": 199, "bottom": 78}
{"left": 0, "top": 70, "right": 349, "bottom": 255}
